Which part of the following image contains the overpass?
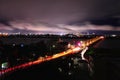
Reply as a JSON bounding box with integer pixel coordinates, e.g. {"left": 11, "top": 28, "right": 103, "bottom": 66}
{"left": 0, "top": 36, "right": 104, "bottom": 77}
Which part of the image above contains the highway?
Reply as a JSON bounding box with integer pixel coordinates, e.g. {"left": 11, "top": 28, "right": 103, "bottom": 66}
{"left": 0, "top": 36, "right": 104, "bottom": 77}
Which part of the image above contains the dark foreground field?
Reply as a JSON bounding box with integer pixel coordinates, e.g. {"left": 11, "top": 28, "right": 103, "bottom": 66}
{"left": 1, "top": 48, "right": 120, "bottom": 80}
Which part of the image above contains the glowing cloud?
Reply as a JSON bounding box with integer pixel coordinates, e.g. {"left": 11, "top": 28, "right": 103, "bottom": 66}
{"left": 0, "top": 20, "right": 120, "bottom": 33}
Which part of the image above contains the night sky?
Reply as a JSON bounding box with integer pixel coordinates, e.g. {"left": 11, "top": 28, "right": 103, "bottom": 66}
{"left": 0, "top": 0, "right": 120, "bottom": 34}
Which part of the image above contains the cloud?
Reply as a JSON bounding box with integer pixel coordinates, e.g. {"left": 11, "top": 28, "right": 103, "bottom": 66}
{"left": 0, "top": 0, "right": 120, "bottom": 24}
{"left": 0, "top": 20, "right": 73, "bottom": 33}
{"left": 57, "top": 23, "right": 119, "bottom": 32}
{"left": 0, "top": 24, "right": 13, "bottom": 30}
{"left": 0, "top": 19, "right": 120, "bottom": 34}
{"left": 1, "top": 21, "right": 68, "bottom": 33}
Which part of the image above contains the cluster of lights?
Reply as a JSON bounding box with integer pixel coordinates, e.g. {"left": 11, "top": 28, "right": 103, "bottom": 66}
{"left": 0, "top": 33, "right": 8, "bottom": 36}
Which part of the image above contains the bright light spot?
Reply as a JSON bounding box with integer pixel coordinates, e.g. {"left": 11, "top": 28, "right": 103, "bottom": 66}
{"left": 52, "top": 45, "right": 55, "bottom": 48}
{"left": 58, "top": 67, "right": 62, "bottom": 72}
{"left": 1, "top": 62, "right": 9, "bottom": 69}
{"left": 68, "top": 63, "right": 71, "bottom": 67}
{"left": 100, "top": 36, "right": 104, "bottom": 39}
{"left": 12, "top": 44, "right": 16, "bottom": 46}
{"left": 20, "top": 44, "right": 24, "bottom": 47}
{"left": 77, "top": 42, "right": 81, "bottom": 46}
{"left": 67, "top": 43, "right": 71, "bottom": 48}
{"left": 111, "top": 34, "right": 116, "bottom": 37}
{"left": 68, "top": 72, "right": 72, "bottom": 75}
{"left": 60, "top": 33, "right": 64, "bottom": 36}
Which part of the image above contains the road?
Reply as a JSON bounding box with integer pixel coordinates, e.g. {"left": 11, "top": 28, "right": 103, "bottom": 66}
{"left": 0, "top": 36, "right": 104, "bottom": 77}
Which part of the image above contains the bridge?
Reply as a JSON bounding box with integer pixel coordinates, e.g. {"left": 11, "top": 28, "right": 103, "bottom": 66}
{"left": 0, "top": 36, "right": 104, "bottom": 77}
